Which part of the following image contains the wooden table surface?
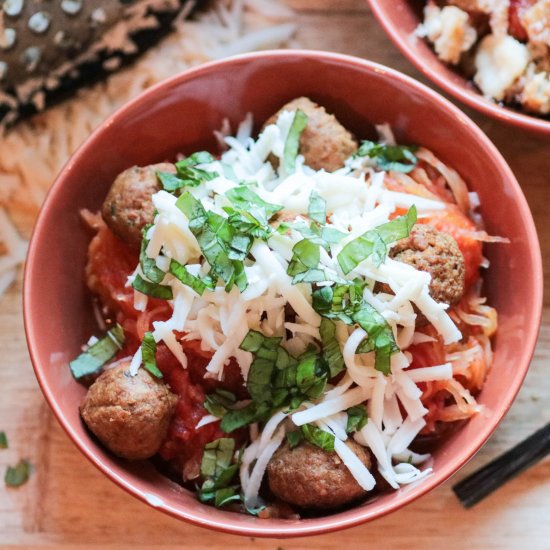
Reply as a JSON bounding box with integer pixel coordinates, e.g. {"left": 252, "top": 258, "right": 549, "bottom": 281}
{"left": 1, "top": 1, "right": 549, "bottom": 548}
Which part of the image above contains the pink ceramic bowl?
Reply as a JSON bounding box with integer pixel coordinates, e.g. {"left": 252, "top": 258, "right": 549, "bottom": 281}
{"left": 24, "top": 50, "right": 542, "bottom": 537}
{"left": 367, "top": 0, "right": 550, "bottom": 137}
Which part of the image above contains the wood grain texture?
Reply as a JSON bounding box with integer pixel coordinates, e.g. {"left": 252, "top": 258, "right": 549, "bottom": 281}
{"left": 1, "top": 1, "right": 549, "bottom": 548}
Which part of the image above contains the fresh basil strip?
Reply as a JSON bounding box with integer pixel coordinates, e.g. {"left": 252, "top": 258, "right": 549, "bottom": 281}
{"left": 220, "top": 402, "right": 268, "bottom": 433}
{"left": 239, "top": 330, "right": 269, "bottom": 353}
{"left": 375, "top": 205, "right": 417, "bottom": 245}
{"left": 132, "top": 274, "right": 173, "bottom": 300}
{"left": 200, "top": 438, "right": 235, "bottom": 478}
{"left": 346, "top": 405, "right": 368, "bottom": 433}
{"left": 287, "top": 219, "right": 346, "bottom": 252}
{"left": 4, "top": 459, "right": 31, "bottom": 487}
{"left": 156, "top": 171, "right": 184, "bottom": 192}
{"left": 225, "top": 186, "right": 283, "bottom": 222}
{"left": 356, "top": 140, "right": 418, "bottom": 173}
{"left": 69, "top": 324, "right": 125, "bottom": 380}
{"left": 287, "top": 238, "right": 320, "bottom": 278}
{"left": 312, "top": 282, "right": 398, "bottom": 375}
{"left": 205, "top": 389, "right": 237, "bottom": 418}
{"left": 286, "top": 430, "right": 304, "bottom": 449}
{"left": 157, "top": 152, "right": 217, "bottom": 193}
{"left": 319, "top": 319, "right": 345, "bottom": 377}
{"left": 169, "top": 259, "right": 209, "bottom": 295}
{"left": 222, "top": 331, "right": 331, "bottom": 432}
{"left": 308, "top": 190, "right": 326, "bottom": 224}
{"left": 139, "top": 227, "right": 165, "bottom": 284}
{"left": 0, "top": 431, "right": 7, "bottom": 449}
{"left": 141, "top": 331, "right": 162, "bottom": 378}
{"left": 301, "top": 424, "right": 335, "bottom": 452}
{"left": 175, "top": 152, "right": 216, "bottom": 186}
{"left": 176, "top": 192, "right": 249, "bottom": 292}
{"left": 337, "top": 206, "right": 417, "bottom": 274}
{"left": 176, "top": 191, "right": 207, "bottom": 231}
{"left": 222, "top": 186, "right": 281, "bottom": 241}
{"left": 198, "top": 438, "right": 242, "bottom": 508}
{"left": 214, "top": 487, "right": 241, "bottom": 507}
{"left": 291, "top": 268, "right": 346, "bottom": 285}
{"left": 283, "top": 109, "right": 308, "bottom": 173}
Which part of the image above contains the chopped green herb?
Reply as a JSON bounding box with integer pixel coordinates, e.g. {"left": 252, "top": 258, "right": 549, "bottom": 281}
{"left": 346, "top": 405, "right": 368, "bottom": 433}
{"left": 175, "top": 152, "right": 216, "bottom": 186}
{"left": 286, "top": 430, "right": 304, "bottom": 449}
{"left": 312, "top": 282, "right": 399, "bottom": 375}
{"left": 139, "top": 227, "right": 165, "bottom": 284}
{"left": 337, "top": 206, "right": 417, "bottom": 274}
{"left": 141, "top": 332, "right": 162, "bottom": 378}
{"left": 156, "top": 171, "right": 185, "bottom": 192}
{"left": 221, "top": 186, "right": 281, "bottom": 243}
{"left": 239, "top": 329, "right": 270, "bottom": 353}
{"left": 319, "top": 319, "right": 345, "bottom": 377}
{"left": 225, "top": 186, "right": 283, "bottom": 222}
{"left": 356, "top": 140, "right": 418, "bottom": 173}
{"left": 205, "top": 389, "right": 237, "bottom": 418}
{"left": 301, "top": 424, "right": 335, "bottom": 452}
{"left": 214, "top": 487, "right": 241, "bottom": 507}
{"left": 308, "top": 190, "right": 326, "bottom": 224}
{"left": 220, "top": 402, "right": 268, "bottom": 433}
{"left": 287, "top": 238, "right": 320, "bottom": 278}
{"left": 132, "top": 274, "right": 173, "bottom": 300}
{"left": 69, "top": 324, "right": 125, "bottom": 380}
{"left": 283, "top": 109, "right": 308, "bottom": 173}
{"left": 286, "top": 219, "right": 346, "bottom": 252}
{"left": 5, "top": 459, "right": 31, "bottom": 487}
{"left": 354, "top": 302, "right": 399, "bottom": 374}
{"left": 291, "top": 267, "right": 346, "bottom": 285}
{"left": 176, "top": 191, "right": 207, "bottom": 231}
{"left": 222, "top": 331, "right": 331, "bottom": 432}
{"left": 197, "top": 438, "right": 241, "bottom": 508}
{"left": 0, "top": 432, "right": 7, "bottom": 449}
{"left": 321, "top": 226, "right": 348, "bottom": 245}
{"left": 157, "top": 153, "right": 217, "bottom": 193}
{"left": 169, "top": 259, "right": 209, "bottom": 295}
{"left": 374, "top": 206, "right": 418, "bottom": 247}
{"left": 200, "top": 438, "right": 235, "bottom": 478}
{"left": 177, "top": 192, "right": 250, "bottom": 292}
{"left": 295, "top": 352, "right": 329, "bottom": 400}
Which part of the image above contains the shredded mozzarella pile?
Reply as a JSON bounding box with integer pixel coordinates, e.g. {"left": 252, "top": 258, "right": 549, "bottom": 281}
{"left": 128, "top": 113, "right": 474, "bottom": 506}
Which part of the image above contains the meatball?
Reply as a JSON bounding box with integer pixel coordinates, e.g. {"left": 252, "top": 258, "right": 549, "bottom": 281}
{"left": 101, "top": 163, "right": 175, "bottom": 249}
{"left": 390, "top": 224, "right": 465, "bottom": 305}
{"left": 267, "top": 440, "right": 371, "bottom": 509}
{"left": 264, "top": 97, "right": 357, "bottom": 172}
{"left": 80, "top": 361, "right": 178, "bottom": 460}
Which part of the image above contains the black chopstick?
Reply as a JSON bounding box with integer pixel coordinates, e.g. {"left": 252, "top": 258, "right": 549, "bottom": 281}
{"left": 453, "top": 422, "right": 550, "bottom": 508}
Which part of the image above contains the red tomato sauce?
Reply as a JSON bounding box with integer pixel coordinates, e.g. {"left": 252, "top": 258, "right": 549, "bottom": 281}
{"left": 85, "top": 220, "right": 246, "bottom": 478}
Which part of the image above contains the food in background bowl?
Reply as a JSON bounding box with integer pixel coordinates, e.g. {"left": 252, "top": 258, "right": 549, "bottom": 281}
{"left": 71, "top": 97, "right": 502, "bottom": 517}
{"left": 417, "top": 0, "right": 550, "bottom": 116}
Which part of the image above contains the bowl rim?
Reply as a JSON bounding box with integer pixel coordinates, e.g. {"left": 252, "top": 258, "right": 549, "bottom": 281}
{"left": 366, "top": 0, "right": 550, "bottom": 137}
{"left": 23, "top": 49, "right": 543, "bottom": 538}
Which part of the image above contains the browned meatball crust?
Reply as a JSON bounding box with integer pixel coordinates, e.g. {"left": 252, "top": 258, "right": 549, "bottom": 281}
{"left": 390, "top": 224, "right": 465, "bottom": 305}
{"left": 267, "top": 440, "right": 371, "bottom": 509}
{"left": 80, "top": 361, "right": 178, "bottom": 460}
{"left": 101, "top": 163, "right": 175, "bottom": 249}
{"left": 264, "top": 97, "right": 358, "bottom": 172}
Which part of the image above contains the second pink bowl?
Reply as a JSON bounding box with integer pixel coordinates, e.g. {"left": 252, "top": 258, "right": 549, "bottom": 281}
{"left": 367, "top": 0, "right": 550, "bottom": 136}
